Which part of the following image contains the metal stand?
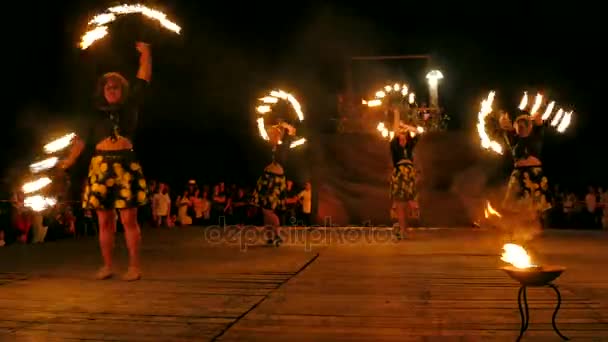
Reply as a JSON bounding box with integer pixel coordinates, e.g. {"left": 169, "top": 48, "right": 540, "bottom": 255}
{"left": 516, "top": 284, "right": 569, "bottom": 341}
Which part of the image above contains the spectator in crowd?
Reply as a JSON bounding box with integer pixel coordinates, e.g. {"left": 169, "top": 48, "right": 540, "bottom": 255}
{"left": 176, "top": 190, "right": 192, "bottom": 225}
{"left": 152, "top": 183, "right": 171, "bottom": 227}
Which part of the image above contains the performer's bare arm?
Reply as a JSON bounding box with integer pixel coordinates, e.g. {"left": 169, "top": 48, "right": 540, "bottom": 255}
{"left": 58, "top": 137, "right": 85, "bottom": 170}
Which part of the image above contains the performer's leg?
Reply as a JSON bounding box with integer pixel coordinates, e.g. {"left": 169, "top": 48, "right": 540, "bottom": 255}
{"left": 395, "top": 201, "right": 407, "bottom": 239}
{"left": 120, "top": 208, "right": 141, "bottom": 280}
{"left": 96, "top": 209, "right": 116, "bottom": 279}
{"left": 263, "top": 208, "right": 281, "bottom": 240}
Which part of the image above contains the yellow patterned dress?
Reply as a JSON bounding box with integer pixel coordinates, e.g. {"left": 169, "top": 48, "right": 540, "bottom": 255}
{"left": 251, "top": 164, "right": 287, "bottom": 212}
{"left": 389, "top": 134, "right": 419, "bottom": 203}
{"left": 502, "top": 122, "right": 551, "bottom": 218}
{"left": 82, "top": 150, "right": 148, "bottom": 210}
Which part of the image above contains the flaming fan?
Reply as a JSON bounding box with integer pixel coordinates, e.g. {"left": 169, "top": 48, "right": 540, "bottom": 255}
{"left": 362, "top": 83, "right": 421, "bottom": 140}
{"left": 80, "top": 4, "right": 181, "bottom": 49}
{"left": 477, "top": 91, "right": 575, "bottom": 154}
{"left": 256, "top": 89, "right": 306, "bottom": 149}
{"left": 20, "top": 133, "right": 77, "bottom": 212}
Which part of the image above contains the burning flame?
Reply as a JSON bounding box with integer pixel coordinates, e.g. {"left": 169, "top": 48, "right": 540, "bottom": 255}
{"left": 476, "top": 91, "right": 503, "bottom": 154}
{"left": 551, "top": 108, "right": 564, "bottom": 127}
{"left": 80, "top": 4, "right": 182, "bottom": 49}
{"left": 23, "top": 177, "right": 52, "bottom": 194}
{"left": 24, "top": 195, "right": 57, "bottom": 212}
{"left": 518, "top": 92, "right": 528, "bottom": 110}
{"left": 409, "top": 93, "right": 415, "bottom": 104}
{"left": 529, "top": 93, "right": 543, "bottom": 115}
{"left": 541, "top": 101, "right": 555, "bottom": 120}
{"left": 484, "top": 201, "right": 502, "bottom": 218}
{"left": 501, "top": 243, "right": 536, "bottom": 269}
{"left": 30, "top": 157, "right": 58, "bottom": 173}
{"left": 290, "top": 138, "right": 306, "bottom": 148}
{"left": 367, "top": 99, "right": 382, "bottom": 107}
{"left": 260, "top": 96, "right": 278, "bottom": 104}
{"left": 80, "top": 26, "right": 109, "bottom": 50}
{"left": 256, "top": 89, "right": 305, "bottom": 148}
{"left": 557, "top": 111, "right": 572, "bottom": 133}
{"left": 44, "top": 133, "right": 76, "bottom": 154}
{"left": 364, "top": 83, "right": 410, "bottom": 108}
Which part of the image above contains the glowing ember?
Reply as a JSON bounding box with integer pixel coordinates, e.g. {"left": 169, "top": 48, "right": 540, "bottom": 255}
{"left": 501, "top": 243, "right": 536, "bottom": 269}
{"left": 484, "top": 200, "right": 502, "bottom": 218}
{"left": 80, "top": 3, "right": 181, "bottom": 49}
{"left": 408, "top": 93, "right": 415, "bottom": 104}
{"left": 476, "top": 91, "right": 503, "bottom": 154}
{"left": 22, "top": 177, "right": 52, "bottom": 194}
{"left": 24, "top": 195, "right": 57, "bottom": 212}
{"left": 44, "top": 133, "right": 76, "bottom": 154}
{"left": 29, "top": 157, "right": 59, "bottom": 173}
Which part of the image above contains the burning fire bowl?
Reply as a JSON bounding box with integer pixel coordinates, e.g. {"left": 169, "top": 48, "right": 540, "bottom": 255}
{"left": 502, "top": 265, "right": 565, "bottom": 287}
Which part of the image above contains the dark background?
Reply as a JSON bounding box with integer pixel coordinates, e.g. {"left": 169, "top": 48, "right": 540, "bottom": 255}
{"left": 2, "top": 1, "right": 605, "bottom": 194}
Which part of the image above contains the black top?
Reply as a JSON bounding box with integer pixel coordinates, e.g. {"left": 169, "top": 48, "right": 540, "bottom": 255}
{"left": 390, "top": 134, "right": 419, "bottom": 166}
{"left": 505, "top": 123, "right": 544, "bottom": 162}
{"left": 78, "top": 77, "right": 148, "bottom": 146}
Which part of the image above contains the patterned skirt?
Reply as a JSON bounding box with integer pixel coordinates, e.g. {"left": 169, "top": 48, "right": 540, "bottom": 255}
{"left": 390, "top": 161, "right": 417, "bottom": 202}
{"left": 502, "top": 165, "right": 551, "bottom": 216}
{"left": 82, "top": 149, "right": 148, "bottom": 210}
{"left": 252, "top": 170, "right": 287, "bottom": 212}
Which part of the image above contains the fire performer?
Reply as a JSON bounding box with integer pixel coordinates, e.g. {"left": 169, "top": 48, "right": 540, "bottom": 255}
{"left": 251, "top": 124, "right": 293, "bottom": 246}
{"left": 499, "top": 109, "right": 551, "bottom": 226}
{"left": 60, "top": 42, "right": 151, "bottom": 281}
{"left": 389, "top": 124, "right": 421, "bottom": 240}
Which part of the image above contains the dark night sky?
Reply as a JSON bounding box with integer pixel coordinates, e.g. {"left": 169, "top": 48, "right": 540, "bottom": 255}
{"left": 2, "top": 1, "right": 606, "bottom": 191}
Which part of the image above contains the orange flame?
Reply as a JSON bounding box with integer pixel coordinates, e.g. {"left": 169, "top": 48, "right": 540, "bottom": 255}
{"left": 501, "top": 243, "right": 535, "bottom": 269}
{"left": 484, "top": 201, "right": 502, "bottom": 219}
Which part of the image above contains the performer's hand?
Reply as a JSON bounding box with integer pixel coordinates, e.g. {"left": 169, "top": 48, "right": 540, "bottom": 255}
{"left": 136, "top": 42, "right": 151, "bottom": 55}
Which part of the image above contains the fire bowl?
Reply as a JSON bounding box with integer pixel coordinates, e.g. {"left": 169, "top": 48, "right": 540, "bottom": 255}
{"left": 501, "top": 265, "right": 565, "bottom": 287}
